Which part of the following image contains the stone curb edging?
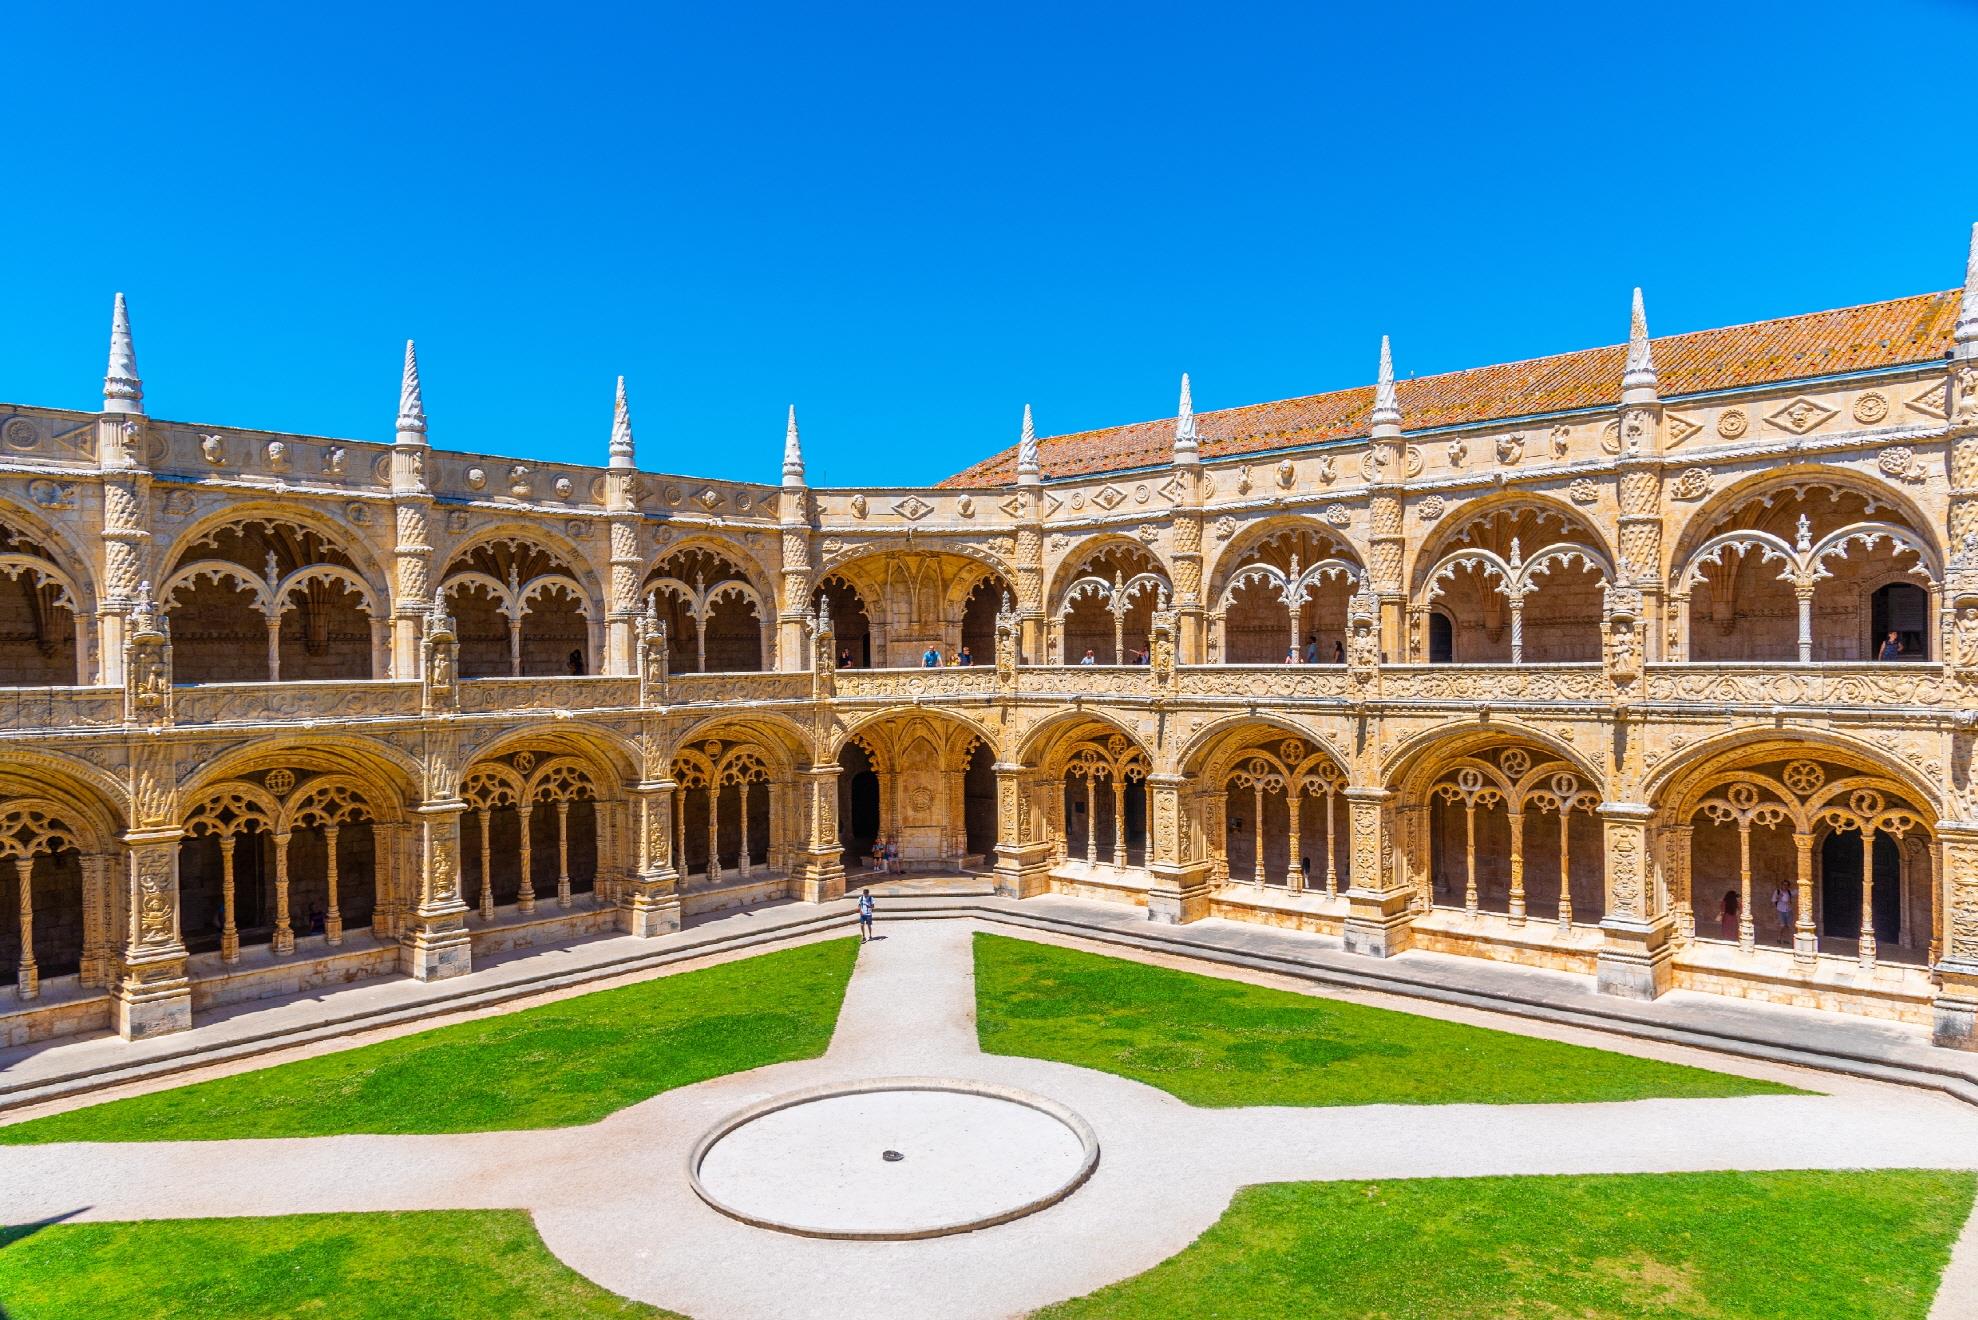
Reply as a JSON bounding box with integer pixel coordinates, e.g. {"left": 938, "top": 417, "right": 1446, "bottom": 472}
{"left": 928, "top": 903, "right": 1978, "bottom": 1110}
{"left": 684, "top": 1076, "right": 1101, "bottom": 1240}
{"left": 7, "top": 894, "right": 1978, "bottom": 1118}
{"left": 0, "top": 908, "right": 851, "bottom": 1114}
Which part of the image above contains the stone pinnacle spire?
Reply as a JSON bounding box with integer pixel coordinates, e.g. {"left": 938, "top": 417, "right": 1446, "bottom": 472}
{"left": 103, "top": 292, "right": 143, "bottom": 414}
{"left": 609, "top": 376, "right": 636, "bottom": 468}
{"left": 1957, "top": 222, "right": 1978, "bottom": 360}
{"left": 1370, "top": 335, "right": 1402, "bottom": 435}
{"left": 782, "top": 405, "right": 805, "bottom": 487}
{"left": 1622, "top": 287, "right": 1660, "bottom": 401}
{"left": 395, "top": 340, "right": 427, "bottom": 440}
{"left": 1173, "top": 372, "right": 1199, "bottom": 464}
{"left": 1016, "top": 404, "right": 1040, "bottom": 486}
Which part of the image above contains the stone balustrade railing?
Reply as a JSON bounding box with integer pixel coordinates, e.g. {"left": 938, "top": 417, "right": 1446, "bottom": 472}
{"left": 832, "top": 667, "right": 998, "bottom": 700}
{"left": 173, "top": 680, "right": 423, "bottom": 726}
{"left": 1640, "top": 662, "right": 1954, "bottom": 710}
{"left": 455, "top": 675, "right": 639, "bottom": 713}
{"left": 665, "top": 671, "right": 813, "bottom": 705}
{"left": 0, "top": 686, "right": 125, "bottom": 732}
{"left": 0, "top": 660, "right": 1965, "bottom": 740}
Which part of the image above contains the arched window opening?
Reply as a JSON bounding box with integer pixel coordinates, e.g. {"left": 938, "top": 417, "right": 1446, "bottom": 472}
{"left": 1211, "top": 525, "right": 1359, "bottom": 664}
{"left": 164, "top": 520, "right": 380, "bottom": 684}
{"left": 646, "top": 547, "right": 766, "bottom": 673}
{"left": 0, "top": 520, "right": 84, "bottom": 687}
{"left": 1679, "top": 485, "right": 1934, "bottom": 663}
{"left": 814, "top": 575, "right": 871, "bottom": 668}
{"left": 1055, "top": 545, "right": 1168, "bottom": 665}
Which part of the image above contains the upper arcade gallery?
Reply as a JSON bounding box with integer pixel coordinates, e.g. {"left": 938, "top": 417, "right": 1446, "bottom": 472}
{"left": 2, "top": 223, "right": 1978, "bottom": 1052}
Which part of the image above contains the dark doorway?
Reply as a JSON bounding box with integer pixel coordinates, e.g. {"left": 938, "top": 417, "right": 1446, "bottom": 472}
{"left": 1820, "top": 830, "right": 1901, "bottom": 946}
{"left": 839, "top": 742, "right": 880, "bottom": 868}
{"left": 1428, "top": 612, "right": 1454, "bottom": 664}
{"left": 1869, "top": 583, "right": 1928, "bottom": 661}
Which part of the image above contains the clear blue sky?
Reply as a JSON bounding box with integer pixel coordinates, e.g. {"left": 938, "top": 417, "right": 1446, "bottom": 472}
{"left": 4, "top": 1, "right": 1975, "bottom": 487}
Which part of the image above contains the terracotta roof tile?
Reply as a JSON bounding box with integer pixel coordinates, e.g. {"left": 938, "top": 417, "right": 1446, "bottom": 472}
{"left": 938, "top": 290, "right": 1960, "bottom": 488}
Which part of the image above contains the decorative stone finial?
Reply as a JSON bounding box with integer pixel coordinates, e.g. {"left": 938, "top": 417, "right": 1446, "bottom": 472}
{"left": 783, "top": 405, "right": 805, "bottom": 486}
{"left": 1957, "top": 222, "right": 1978, "bottom": 359}
{"left": 396, "top": 340, "right": 427, "bottom": 440}
{"left": 1016, "top": 404, "right": 1040, "bottom": 486}
{"left": 1371, "top": 336, "right": 1402, "bottom": 435}
{"left": 1622, "top": 288, "right": 1660, "bottom": 401}
{"left": 1174, "top": 372, "right": 1199, "bottom": 464}
{"left": 609, "top": 376, "right": 636, "bottom": 467}
{"left": 103, "top": 292, "right": 143, "bottom": 414}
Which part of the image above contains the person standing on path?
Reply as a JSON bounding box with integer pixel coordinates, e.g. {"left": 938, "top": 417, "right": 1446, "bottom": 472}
{"left": 857, "top": 889, "right": 875, "bottom": 941}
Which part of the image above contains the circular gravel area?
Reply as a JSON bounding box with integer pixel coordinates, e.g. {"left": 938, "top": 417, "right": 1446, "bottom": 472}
{"left": 689, "top": 1077, "right": 1099, "bottom": 1239}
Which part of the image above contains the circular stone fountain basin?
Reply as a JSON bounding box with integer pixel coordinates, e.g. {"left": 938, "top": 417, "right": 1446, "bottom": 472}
{"left": 688, "top": 1077, "right": 1099, "bottom": 1240}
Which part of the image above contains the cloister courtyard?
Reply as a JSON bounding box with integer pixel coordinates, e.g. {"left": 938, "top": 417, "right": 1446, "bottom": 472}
{"left": 1, "top": 889, "right": 1975, "bottom": 1318}
{"left": 3, "top": 208, "right": 1978, "bottom": 1319}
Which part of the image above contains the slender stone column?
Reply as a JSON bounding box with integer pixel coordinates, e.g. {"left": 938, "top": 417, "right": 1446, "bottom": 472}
{"left": 113, "top": 827, "right": 193, "bottom": 1038}
{"left": 14, "top": 857, "right": 37, "bottom": 1000}
{"left": 737, "top": 780, "right": 754, "bottom": 879}
{"left": 1112, "top": 777, "right": 1129, "bottom": 869}
{"left": 1462, "top": 802, "right": 1479, "bottom": 914}
{"left": 1736, "top": 821, "right": 1756, "bottom": 952}
{"left": 1506, "top": 809, "right": 1526, "bottom": 924}
{"left": 556, "top": 800, "right": 573, "bottom": 907}
{"left": 516, "top": 805, "right": 536, "bottom": 914}
{"left": 1557, "top": 806, "right": 1575, "bottom": 930}
{"left": 1858, "top": 829, "right": 1878, "bottom": 970}
{"left": 476, "top": 811, "right": 495, "bottom": 921}
{"left": 1323, "top": 790, "right": 1338, "bottom": 897}
{"left": 78, "top": 853, "right": 113, "bottom": 987}
{"left": 272, "top": 831, "right": 294, "bottom": 953}
{"left": 1083, "top": 777, "right": 1098, "bottom": 867}
{"left": 1251, "top": 781, "right": 1266, "bottom": 887}
{"left": 706, "top": 786, "right": 722, "bottom": 883}
{"left": 217, "top": 837, "right": 240, "bottom": 963}
{"left": 323, "top": 825, "right": 343, "bottom": 945}
{"left": 1286, "top": 790, "right": 1303, "bottom": 892}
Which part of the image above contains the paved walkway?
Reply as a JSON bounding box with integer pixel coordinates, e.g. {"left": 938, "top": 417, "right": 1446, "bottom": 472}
{"left": 2, "top": 917, "right": 1977, "bottom": 1317}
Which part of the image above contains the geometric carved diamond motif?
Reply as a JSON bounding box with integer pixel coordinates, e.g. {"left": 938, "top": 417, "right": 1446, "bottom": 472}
{"left": 1764, "top": 397, "right": 1837, "bottom": 436}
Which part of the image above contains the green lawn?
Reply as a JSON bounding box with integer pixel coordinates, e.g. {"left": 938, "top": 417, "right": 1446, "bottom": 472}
{"left": 0, "top": 1209, "right": 671, "bottom": 1319}
{"left": 1035, "top": 1169, "right": 1975, "bottom": 1320}
{"left": 974, "top": 934, "right": 1803, "bottom": 1106}
{"left": 0, "top": 938, "right": 858, "bottom": 1144}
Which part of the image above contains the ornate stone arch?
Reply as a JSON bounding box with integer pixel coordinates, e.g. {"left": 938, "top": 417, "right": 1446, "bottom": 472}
{"left": 1666, "top": 465, "right": 1945, "bottom": 588}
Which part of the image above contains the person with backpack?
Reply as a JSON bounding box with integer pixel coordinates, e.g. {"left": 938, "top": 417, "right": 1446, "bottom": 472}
{"left": 857, "top": 889, "right": 875, "bottom": 942}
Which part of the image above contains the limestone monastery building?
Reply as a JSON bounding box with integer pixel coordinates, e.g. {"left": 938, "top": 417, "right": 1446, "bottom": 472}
{"left": 7, "top": 228, "right": 1978, "bottom": 1055}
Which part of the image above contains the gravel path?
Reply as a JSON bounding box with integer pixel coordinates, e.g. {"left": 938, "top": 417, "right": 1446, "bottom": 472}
{"left": 2, "top": 918, "right": 1975, "bottom": 1319}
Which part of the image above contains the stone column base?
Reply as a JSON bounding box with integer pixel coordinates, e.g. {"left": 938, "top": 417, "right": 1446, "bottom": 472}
{"left": 619, "top": 876, "right": 682, "bottom": 937}
{"left": 1342, "top": 886, "right": 1414, "bottom": 957}
{"left": 794, "top": 850, "right": 846, "bottom": 904}
{"left": 1146, "top": 862, "right": 1212, "bottom": 924}
{"left": 1933, "top": 961, "right": 1978, "bottom": 1050}
{"left": 1596, "top": 917, "right": 1674, "bottom": 1000}
{"left": 399, "top": 919, "right": 472, "bottom": 981}
{"left": 113, "top": 956, "right": 192, "bottom": 1040}
{"left": 993, "top": 842, "right": 1054, "bottom": 900}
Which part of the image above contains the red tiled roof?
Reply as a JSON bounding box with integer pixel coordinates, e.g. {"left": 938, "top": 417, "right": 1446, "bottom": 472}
{"left": 938, "top": 290, "right": 1961, "bottom": 488}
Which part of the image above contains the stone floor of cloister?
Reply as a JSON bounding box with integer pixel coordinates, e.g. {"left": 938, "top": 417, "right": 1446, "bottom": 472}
{"left": 5, "top": 895, "right": 1978, "bottom": 1317}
